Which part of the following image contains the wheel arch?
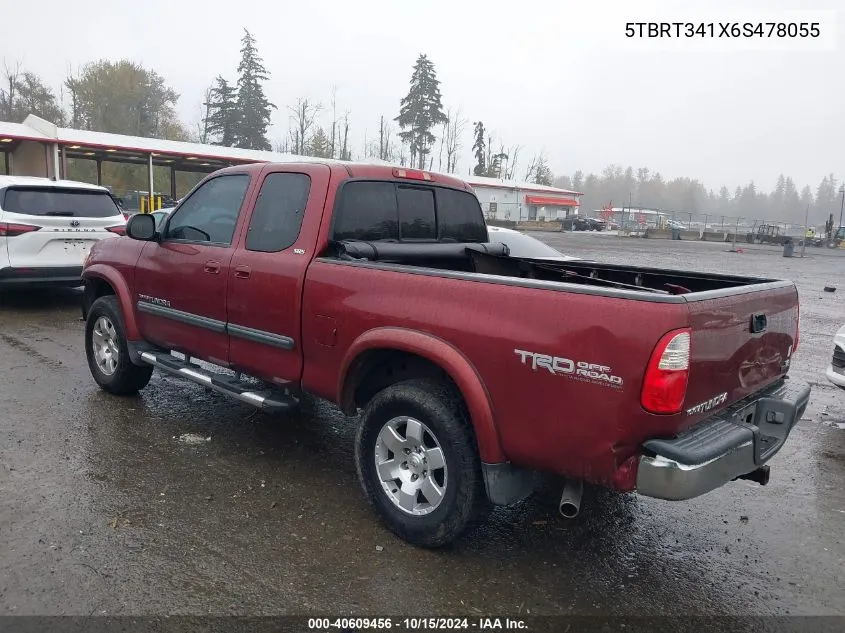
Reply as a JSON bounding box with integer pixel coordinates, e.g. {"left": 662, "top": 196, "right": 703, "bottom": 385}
{"left": 338, "top": 327, "right": 506, "bottom": 464}
{"left": 82, "top": 265, "right": 139, "bottom": 340}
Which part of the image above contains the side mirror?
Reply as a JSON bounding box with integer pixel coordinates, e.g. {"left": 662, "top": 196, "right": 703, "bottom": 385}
{"left": 126, "top": 213, "right": 157, "bottom": 241}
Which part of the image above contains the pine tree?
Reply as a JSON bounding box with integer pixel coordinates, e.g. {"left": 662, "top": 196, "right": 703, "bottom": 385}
{"left": 784, "top": 177, "right": 800, "bottom": 219}
{"left": 234, "top": 29, "right": 276, "bottom": 150}
{"left": 395, "top": 54, "right": 447, "bottom": 169}
{"left": 800, "top": 185, "right": 814, "bottom": 219}
{"left": 309, "top": 126, "right": 331, "bottom": 158}
{"left": 472, "top": 121, "right": 486, "bottom": 176}
{"left": 204, "top": 76, "right": 239, "bottom": 146}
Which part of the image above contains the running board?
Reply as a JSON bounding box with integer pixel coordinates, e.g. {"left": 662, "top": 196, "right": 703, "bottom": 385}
{"left": 139, "top": 351, "right": 298, "bottom": 412}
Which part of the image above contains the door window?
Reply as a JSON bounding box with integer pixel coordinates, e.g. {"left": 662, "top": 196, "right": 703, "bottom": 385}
{"left": 245, "top": 173, "right": 311, "bottom": 252}
{"left": 164, "top": 174, "right": 250, "bottom": 245}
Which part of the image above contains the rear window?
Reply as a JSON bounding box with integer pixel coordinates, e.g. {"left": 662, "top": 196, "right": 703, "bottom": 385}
{"left": 332, "top": 181, "right": 487, "bottom": 243}
{"left": 435, "top": 187, "right": 488, "bottom": 242}
{"left": 2, "top": 187, "right": 121, "bottom": 218}
{"left": 397, "top": 186, "right": 436, "bottom": 239}
{"left": 333, "top": 182, "right": 398, "bottom": 241}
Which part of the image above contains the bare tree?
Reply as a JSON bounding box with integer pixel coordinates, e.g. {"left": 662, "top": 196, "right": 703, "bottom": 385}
{"left": 504, "top": 145, "right": 521, "bottom": 180}
{"left": 274, "top": 137, "right": 290, "bottom": 153}
{"left": 437, "top": 117, "right": 447, "bottom": 172}
{"left": 524, "top": 151, "right": 553, "bottom": 185}
{"left": 197, "top": 86, "right": 213, "bottom": 144}
{"left": 377, "top": 115, "right": 398, "bottom": 162}
{"left": 444, "top": 107, "right": 466, "bottom": 173}
{"left": 287, "top": 97, "right": 322, "bottom": 156}
{"left": 1, "top": 60, "right": 22, "bottom": 120}
{"left": 484, "top": 132, "right": 495, "bottom": 177}
{"left": 329, "top": 86, "right": 338, "bottom": 159}
{"left": 64, "top": 64, "right": 83, "bottom": 129}
{"left": 339, "top": 111, "right": 351, "bottom": 161}
{"left": 523, "top": 155, "right": 537, "bottom": 182}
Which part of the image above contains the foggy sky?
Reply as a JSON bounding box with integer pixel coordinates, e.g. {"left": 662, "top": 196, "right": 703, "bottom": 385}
{"left": 2, "top": 0, "right": 842, "bottom": 192}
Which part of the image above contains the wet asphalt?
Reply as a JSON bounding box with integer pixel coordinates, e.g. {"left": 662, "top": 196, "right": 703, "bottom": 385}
{"left": 0, "top": 232, "right": 843, "bottom": 618}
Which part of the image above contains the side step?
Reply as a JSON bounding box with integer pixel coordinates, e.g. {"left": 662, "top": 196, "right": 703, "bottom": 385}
{"left": 139, "top": 351, "right": 298, "bottom": 412}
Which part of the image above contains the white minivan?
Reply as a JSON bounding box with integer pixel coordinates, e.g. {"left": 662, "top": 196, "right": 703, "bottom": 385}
{"left": 0, "top": 176, "right": 126, "bottom": 287}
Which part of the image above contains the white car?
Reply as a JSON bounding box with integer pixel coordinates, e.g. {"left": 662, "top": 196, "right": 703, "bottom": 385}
{"left": 0, "top": 176, "right": 126, "bottom": 288}
{"left": 486, "top": 225, "right": 579, "bottom": 261}
{"left": 825, "top": 323, "right": 845, "bottom": 390}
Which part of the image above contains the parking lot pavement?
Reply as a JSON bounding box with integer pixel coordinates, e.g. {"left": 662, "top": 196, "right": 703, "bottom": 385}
{"left": 0, "top": 235, "right": 843, "bottom": 618}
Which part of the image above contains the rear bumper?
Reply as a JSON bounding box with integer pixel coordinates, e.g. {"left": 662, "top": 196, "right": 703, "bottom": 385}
{"left": 0, "top": 266, "right": 84, "bottom": 287}
{"left": 636, "top": 379, "right": 811, "bottom": 501}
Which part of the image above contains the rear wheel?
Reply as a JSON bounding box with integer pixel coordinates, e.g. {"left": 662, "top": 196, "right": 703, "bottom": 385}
{"left": 354, "top": 378, "right": 488, "bottom": 548}
{"left": 85, "top": 295, "right": 153, "bottom": 395}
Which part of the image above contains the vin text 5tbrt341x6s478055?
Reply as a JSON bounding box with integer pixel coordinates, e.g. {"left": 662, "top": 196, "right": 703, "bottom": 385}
{"left": 80, "top": 161, "right": 810, "bottom": 548}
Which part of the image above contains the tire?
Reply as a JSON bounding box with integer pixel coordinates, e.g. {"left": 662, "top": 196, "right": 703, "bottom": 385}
{"left": 354, "top": 378, "right": 488, "bottom": 548}
{"left": 85, "top": 295, "right": 153, "bottom": 395}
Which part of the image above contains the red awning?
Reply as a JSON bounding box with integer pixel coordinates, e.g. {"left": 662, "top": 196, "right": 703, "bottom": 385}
{"left": 524, "top": 195, "right": 579, "bottom": 206}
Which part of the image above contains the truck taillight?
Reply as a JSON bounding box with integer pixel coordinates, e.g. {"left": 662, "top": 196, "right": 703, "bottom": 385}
{"left": 392, "top": 167, "right": 433, "bottom": 181}
{"left": 106, "top": 225, "right": 126, "bottom": 235}
{"left": 641, "top": 328, "right": 691, "bottom": 415}
{"left": 0, "top": 222, "right": 41, "bottom": 237}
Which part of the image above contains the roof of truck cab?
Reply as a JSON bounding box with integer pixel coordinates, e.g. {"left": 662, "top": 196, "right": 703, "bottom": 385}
{"left": 0, "top": 175, "right": 110, "bottom": 192}
{"left": 214, "top": 161, "right": 473, "bottom": 191}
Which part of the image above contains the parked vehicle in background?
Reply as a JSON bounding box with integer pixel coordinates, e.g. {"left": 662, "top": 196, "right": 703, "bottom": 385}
{"left": 0, "top": 176, "right": 126, "bottom": 288}
{"left": 825, "top": 323, "right": 845, "bottom": 390}
{"left": 81, "top": 161, "right": 809, "bottom": 548}
{"left": 746, "top": 223, "right": 791, "bottom": 245}
{"left": 485, "top": 226, "right": 578, "bottom": 260}
{"left": 151, "top": 208, "right": 175, "bottom": 229}
{"left": 594, "top": 218, "right": 619, "bottom": 231}
{"left": 561, "top": 216, "right": 597, "bottom": 231}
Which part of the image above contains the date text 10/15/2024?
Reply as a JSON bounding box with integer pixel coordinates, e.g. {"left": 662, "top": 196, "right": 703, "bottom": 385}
{"left": 308, "top": 617, "right": 528, "bottom": 631}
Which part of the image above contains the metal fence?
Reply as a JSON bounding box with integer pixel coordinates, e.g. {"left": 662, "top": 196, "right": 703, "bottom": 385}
{"left": 580, "top": 209, "right": 811, "bottom": 237}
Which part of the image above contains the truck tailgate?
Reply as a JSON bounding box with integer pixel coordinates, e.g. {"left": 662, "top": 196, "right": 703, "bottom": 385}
{"left": 683, "top": 283, "right": 798, "bottom": 423}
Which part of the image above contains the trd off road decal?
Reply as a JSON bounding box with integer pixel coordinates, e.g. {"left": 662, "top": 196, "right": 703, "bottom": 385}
{"left": 514, "top": 349, "right": 623, "bottom": 389}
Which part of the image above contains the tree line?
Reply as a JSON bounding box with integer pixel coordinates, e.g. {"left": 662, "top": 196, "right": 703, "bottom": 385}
{"left": 557, "top": 166, "right": 842, "bottom": 225}
{"left": 1, "top": 30, "right": 840, "bottom": 225}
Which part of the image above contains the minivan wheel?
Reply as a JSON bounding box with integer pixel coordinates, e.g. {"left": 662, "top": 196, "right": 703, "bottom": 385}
{"left": 85, "top": 295, "right": 153, "bottom": 395}
{"left": 354, "top": 378, "right": 488, "bottom": 548}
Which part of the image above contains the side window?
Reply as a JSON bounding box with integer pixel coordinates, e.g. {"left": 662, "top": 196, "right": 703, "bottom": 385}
{"left": 246, "top": 173, "right": 311, "bottom": 252}
{"left": 333, "top": 181, "right": 398, "bottom": 241}
{"left": 165, "top": 174, "right": 250, "bottom": 245}
{"left": 397, "top": 186, "right": 436, "bottom": 240}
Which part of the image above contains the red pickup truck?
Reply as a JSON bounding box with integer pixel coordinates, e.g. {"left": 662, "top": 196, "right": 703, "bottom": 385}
{"left": 80, "top": 161, "right": 810, "bottom": 547}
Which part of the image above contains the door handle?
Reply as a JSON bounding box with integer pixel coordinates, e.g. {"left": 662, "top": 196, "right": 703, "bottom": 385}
{"left": 234, "top": 265, "right": 251, "bottom": 279}
{"left": 204, "top": 261, "right": 221, "bottom": 274}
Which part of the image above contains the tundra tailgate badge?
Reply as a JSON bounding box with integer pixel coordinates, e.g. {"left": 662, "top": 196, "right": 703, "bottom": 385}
{"left": 685, "top": 392, "right": 728, "bottom": 416}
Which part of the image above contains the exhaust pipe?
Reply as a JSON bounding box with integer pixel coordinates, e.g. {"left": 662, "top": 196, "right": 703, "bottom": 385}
{"left": 558, "top": 478, "right": 583, "bottom": 518}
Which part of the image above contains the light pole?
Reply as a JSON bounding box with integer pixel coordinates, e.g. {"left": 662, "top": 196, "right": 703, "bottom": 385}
{"left": 839, "top": 185, "right": 845, "bottom": 232}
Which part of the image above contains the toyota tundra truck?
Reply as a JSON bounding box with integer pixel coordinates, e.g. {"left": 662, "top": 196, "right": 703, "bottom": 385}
{"left": 80, "top": 161, "right": 810, "bottom": 548}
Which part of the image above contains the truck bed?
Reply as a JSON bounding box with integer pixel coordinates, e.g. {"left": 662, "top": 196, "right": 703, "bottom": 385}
{"left": 332, "top": 239, "right": 788, "bottom": 299}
